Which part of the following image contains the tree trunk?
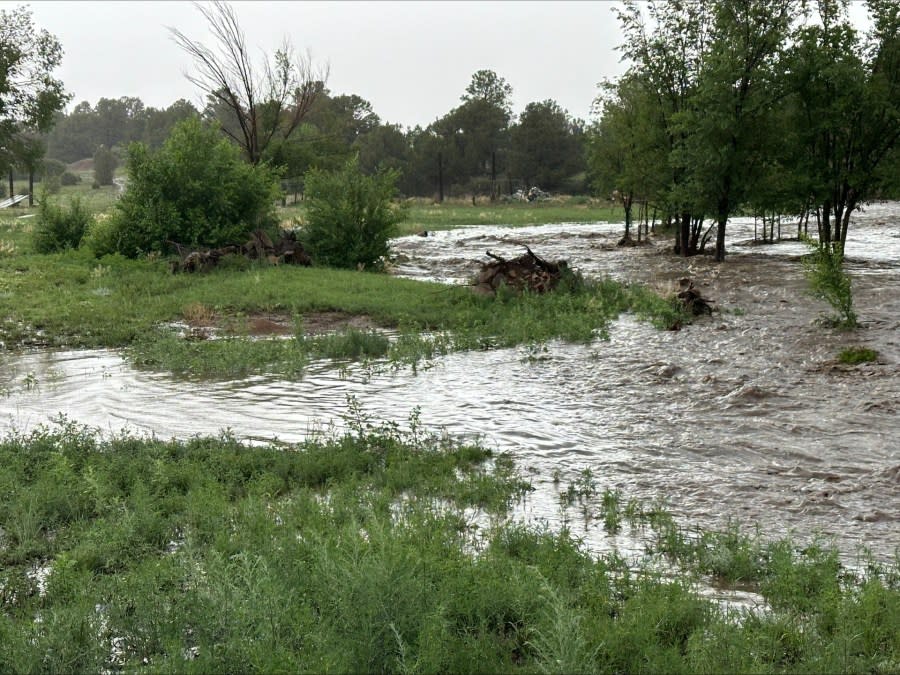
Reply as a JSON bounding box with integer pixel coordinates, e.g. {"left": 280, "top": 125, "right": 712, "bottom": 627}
{"left": 490, "top": 151, "right": 497, "bottom": 202}
{"left": 679, "top": 211, "right": 690, "bottom": 257}
{"left": 437, "top": 152, "right": 444, "bottom": 203}
{"left": 28, "top": 169, "right": 34, "bottom": 207}
{"left": 8, "top": 169, "right": 14, "bottom": 206}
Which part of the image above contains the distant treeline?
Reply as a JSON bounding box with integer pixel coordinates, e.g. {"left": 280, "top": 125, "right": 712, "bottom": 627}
{"left": 38, "top": 70, "right": 589, "bottom": 199}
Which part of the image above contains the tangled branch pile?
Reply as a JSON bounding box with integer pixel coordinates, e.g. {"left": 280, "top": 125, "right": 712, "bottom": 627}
{"left": 473, "top": 246, "right": 572, "bottom": 296}
{"left": 169, "top": 229, "right": 312, "bottom": 273}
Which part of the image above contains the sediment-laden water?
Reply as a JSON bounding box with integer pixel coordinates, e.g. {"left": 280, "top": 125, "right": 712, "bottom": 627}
{"left": 2, "top": 202, "right": 898, "bottom": 562}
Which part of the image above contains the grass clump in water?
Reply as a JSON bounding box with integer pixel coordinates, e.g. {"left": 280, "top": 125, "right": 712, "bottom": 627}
{"left": 837, "top": 346, "right": 878, "bottom": 364}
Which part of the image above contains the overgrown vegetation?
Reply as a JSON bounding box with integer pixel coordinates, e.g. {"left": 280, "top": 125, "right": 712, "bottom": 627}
{"left": 101, "top": 117, "right": 280, "bottom": 257}
{"left": 802, "top": 237, "right": 857, "bottom": 328}
{"left": 31, "top": 195, "right": 92, "bottom": 253}
{"left": 0, "top": 420, "right": 897, "bottom": 672}
{"left": 301, "top": 157, "right": 407, "bottom": 270}
{"left": 838, "top": 346, "right": 879, "bottom": 364}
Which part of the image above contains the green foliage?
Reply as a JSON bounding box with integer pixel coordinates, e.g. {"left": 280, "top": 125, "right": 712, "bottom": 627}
{"left": 0, "top": 422, "right": 898, "bottom": 672}
{"left": 92, "top": 145, "right": 118, "bottom": 186}
{"left": 302, "top": 156, "right": 407, "bottom": 270}
{"left": 0, "top": 6, "right": 70, "bottom": 146}
{"left": 60, "top": 171, "right": 81, "bottom": 186}
{"left": 42, "top": 157, "right": 67, "bottom": 178}
{"left": 32, "top": 196, "right": 93, "bottom": 253}
{"left": 801, "top": 237, "right": 857, "bottom": 328}
{"left": 837, "top": 346, "right": 878, "bottom": 364}
{"left": 111, "top": 117, "right": 280, "bottom": 257}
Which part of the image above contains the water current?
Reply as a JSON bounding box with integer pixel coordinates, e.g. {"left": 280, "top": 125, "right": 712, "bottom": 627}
{"left": 2, "top": 202, "right": 899, "bottom": 565}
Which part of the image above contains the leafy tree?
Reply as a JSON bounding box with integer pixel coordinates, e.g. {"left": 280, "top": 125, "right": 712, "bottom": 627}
{"left": 615, "top": 0, "right": 713, "bottom": 256}
{"left": 93, "top": 145, "right": 117, "bottom": 186}
{"left": 785, "top": 0, "right": 900, "bottom": 248}
{"left": 588, "top": 73, "right": 666, "bottom": 239}
{"left": 170, "top": 0, "right": 327, "bottom": 164}
{"left": 301, "top": 156, "right": 406, "bottom": 270}
{"left": 462, "top": 69, "right": 514, "bottom": 118}
{"left": 109, "top": 117, "right": 280, "bottom": 257}
{"left": 509, "top": 99, "right": 584, "bottom": 191}
{"left": 686, "top": 0, "right": 794, "bottom": 261}
{"left": 0, "top": 5, "right": 69, "bottom": 149}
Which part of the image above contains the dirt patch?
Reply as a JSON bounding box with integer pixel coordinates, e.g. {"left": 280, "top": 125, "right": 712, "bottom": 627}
{"left": 298, "top": 311, "right": 380, "bottom": 335}
{"left": 183, "top": 310, "right": 381, "bottom": 338}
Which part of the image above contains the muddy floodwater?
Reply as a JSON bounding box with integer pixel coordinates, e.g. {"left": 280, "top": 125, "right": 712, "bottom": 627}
{"left": 2, "top": 203, "right": 899, "bottom": 563}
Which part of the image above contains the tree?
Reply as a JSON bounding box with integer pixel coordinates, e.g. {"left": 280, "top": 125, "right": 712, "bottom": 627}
{"left": 108, "top": 117, "right": 280, "bottom": 257}
{"left": 615, "top": 0, "right": 713, "bottom": 256}
{"left": 785, "top": 0, "right": 900, "bottom": 248}
{"left": 93, "top": 144, "right": 117, "bottom": 186}
{"left": 462, "top": 69, "right": 514, "bottom": 118}
{"left": 686, "top": 0, "right": 795, "bottom": 261}
{"left": 509, "top": 99, "right": 584, "bottom": 191}
{"left": 0, "top": 6, "right": 69, "bottom": 149}
{"left": 588, "top": 73, "right": 666, "bottom": 240}
{"left": 170, "top": 0, "right": 327, "bottom": 164}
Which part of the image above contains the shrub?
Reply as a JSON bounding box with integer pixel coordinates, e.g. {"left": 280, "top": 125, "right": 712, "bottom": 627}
{"left": 110, "top": 117, "right": 280, "bottom": 257}
{"left": 301, "top": 157, "right": 407, "bottom": 270}
{"left": 837, "top": 346, "right": 878, "bottom": 364}
{"left": 93, "top": 145, "right": 117, "bottom": 186}
{"left": 802, "top": 237, "right": 857, "bottom": 328}
{"left": 60, "top": 171, "right": 81, "bottom": 186}
{"left": 42, "top": 158, "right": 67, "bottom": 179}
{"left": 32, "top": 196, "right": 93, "bottom": 253}
{"left": 81, "top": 212, "right": 123, "bottom": 257}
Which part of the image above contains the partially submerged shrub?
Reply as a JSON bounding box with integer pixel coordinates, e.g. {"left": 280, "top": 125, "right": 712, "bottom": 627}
{"left": 32, "top": 196, "right": 92, "bottom": 253}
{"left": 110, "top": 117, "right": 280, "bottom": 257}
{"left": 802, "top": 237, "right": 857, "bottom": 328}
{"left": 301, "top": 156, "right": 407, "bottom": 270}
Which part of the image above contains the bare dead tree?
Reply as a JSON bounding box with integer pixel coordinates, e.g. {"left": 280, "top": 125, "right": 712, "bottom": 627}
{"left": 169, "top": 1, "right": 328, "bottom": 164}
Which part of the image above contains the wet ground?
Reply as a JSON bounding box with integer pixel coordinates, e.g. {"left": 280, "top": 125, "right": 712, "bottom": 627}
{"left": 2, "top": 203, "right": 898, "bottom": 564}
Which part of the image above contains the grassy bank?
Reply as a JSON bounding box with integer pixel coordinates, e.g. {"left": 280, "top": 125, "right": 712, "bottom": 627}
{"left": 1, "top": 207, "right": 683, "bottom": 377}
{"left": 0, "top": 421, "right": 897, "bottom": 672}
{"left": 279, "top": 196, "right": 623, "bottom": 236}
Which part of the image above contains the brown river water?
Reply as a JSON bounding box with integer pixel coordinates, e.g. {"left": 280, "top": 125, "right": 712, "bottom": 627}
{"left": 2, "top": 203, "right": 899, "bottom": 564}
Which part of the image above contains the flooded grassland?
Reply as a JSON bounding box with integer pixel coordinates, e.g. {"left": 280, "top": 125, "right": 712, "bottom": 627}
{"left": 2, "top": 203, "right": 899, "bottom": 562}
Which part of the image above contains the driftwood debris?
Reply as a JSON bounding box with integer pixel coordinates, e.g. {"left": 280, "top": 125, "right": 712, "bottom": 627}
{"left": 473, "top": 245, "right": 569, "bottom": 296}
{"left": 170, "top": 229, "right": 312, "bottom": 273}
{"left": 676, "top": 277, "right": 714, "bottom": 316}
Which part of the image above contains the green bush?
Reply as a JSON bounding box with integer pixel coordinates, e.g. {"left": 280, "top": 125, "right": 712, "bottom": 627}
{"left": 93, "top": 145, "right": 117, "bottom": 186}
{"left": 110, "top": 117, "right": 280, "bottom": 257}
{"left": 81, "top": 213, "right": 122, "bottom": 257}
{"left": 301, "top": 157, "right": 407, "bottom": 270}
{"left": 837, "top": 346, "right": 878, "bottom": 364}
{"left": 32, "top": 196, "right": 93, "bottom": 253}
{"left": 60, "top": 171, "right": 81, "bottom": 186}
{"left": 802, "top": 237, "right": 857, "bottom": 328}
{"left": 42, "top": 158, "right": 67, "bottom": 179}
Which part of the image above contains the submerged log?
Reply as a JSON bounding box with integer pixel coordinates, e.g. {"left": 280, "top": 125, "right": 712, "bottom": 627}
{"left": 170, "top": 229, "right": 312, "bottom": 273}
{"left": 473, "top": 245, "right": 570, "bottom": 296}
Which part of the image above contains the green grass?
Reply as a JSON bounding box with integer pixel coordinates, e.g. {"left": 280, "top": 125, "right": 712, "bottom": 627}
{"left": 837, "top": 346, "right": 878, "bottom": 364}
{"left": 0, "top": 420, "right": 897, "bottom": 673}
{"left": 279, "top": 196, "right": 623, "bottom": 236}
{"left": 0, "top": 223, "right": 689, "bottom": 375}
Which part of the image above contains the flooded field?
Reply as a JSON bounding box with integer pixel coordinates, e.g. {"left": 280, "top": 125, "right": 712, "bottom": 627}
{"left": 2, "top": 203, "right": 899, "bottom": 562}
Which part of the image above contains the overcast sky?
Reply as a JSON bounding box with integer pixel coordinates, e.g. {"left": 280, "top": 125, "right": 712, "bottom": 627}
{"left": 16, "top": 1, "right": 628, "bottom": 129}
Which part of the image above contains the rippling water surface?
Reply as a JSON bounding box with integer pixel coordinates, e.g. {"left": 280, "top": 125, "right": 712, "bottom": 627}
{"left": 2, "top": 203, "right": 899, "bottom": 561}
